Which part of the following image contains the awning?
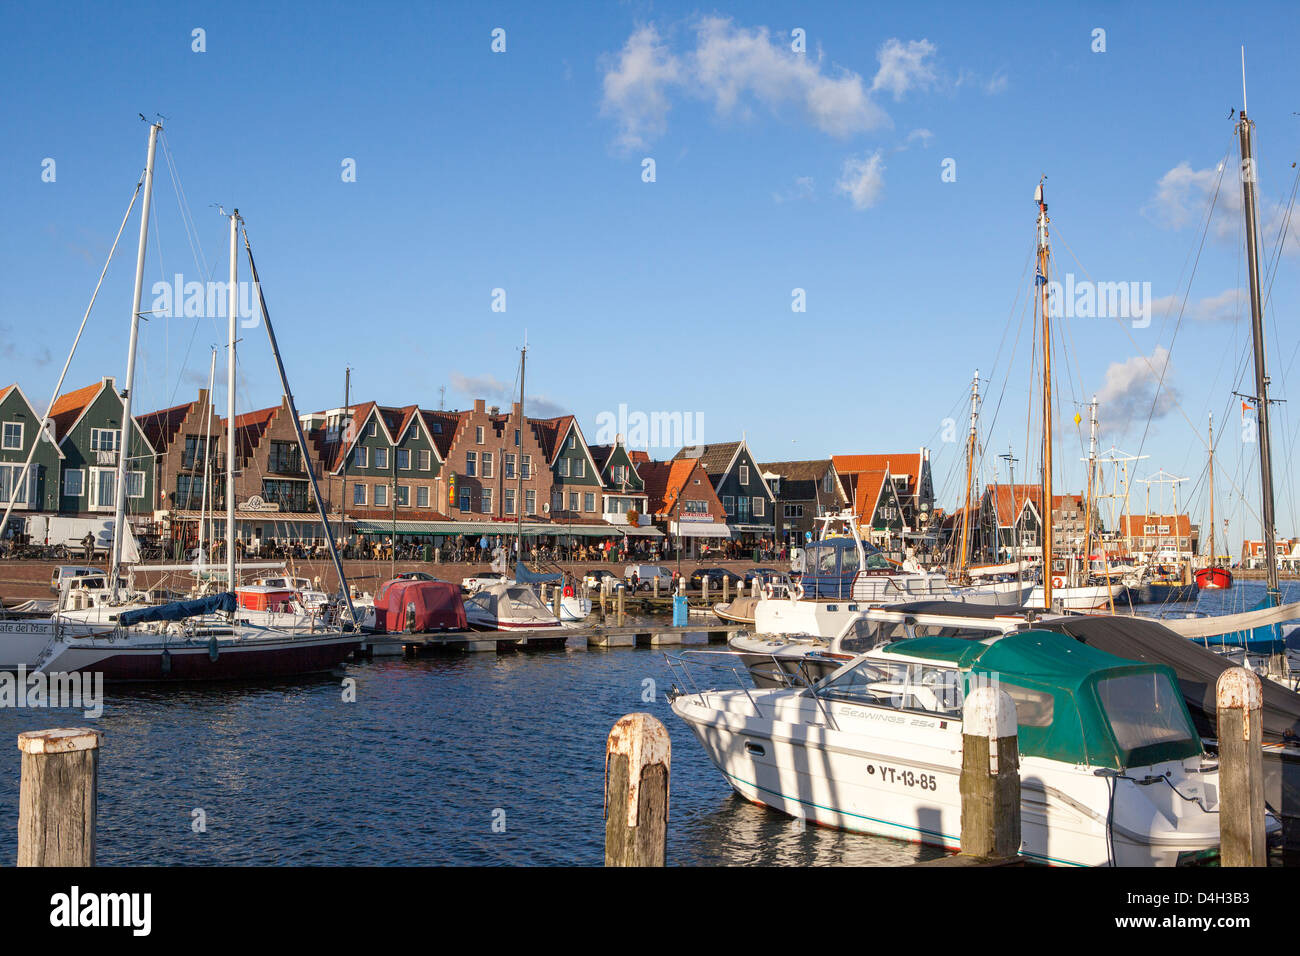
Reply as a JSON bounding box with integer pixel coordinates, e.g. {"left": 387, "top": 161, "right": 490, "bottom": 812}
{"left": 671, "top": 521, "right": 732, "bottom": 539}
{"left": 173, "top": 510, "right": 346, "bottom": 523}
{"left": 617, "top": 525, "right": 663, "bottom": 537}
{"left": 352, "top": 520, "right": 617, "bottom": 538}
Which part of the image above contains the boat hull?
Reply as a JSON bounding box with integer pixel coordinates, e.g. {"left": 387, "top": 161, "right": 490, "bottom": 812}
{"left": 1130, "top": 582, "right": 1199, "bottom": 605}
{"left": 672, "top": 690, "right": 1224, "bottom": 866}
{"left": 38, "top": 632, "right": 361, "bottom": 682}
{"left": 1194, "top": 567, "right": 1233, "bottom": 590}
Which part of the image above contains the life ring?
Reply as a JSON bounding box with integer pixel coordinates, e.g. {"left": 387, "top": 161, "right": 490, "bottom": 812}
{"left": 762, "top": 582, "right": 775, "bottom": 600}
{"left": 789, "top": 582, "right": 805, "bottom": 602}
{"left": 1051, "top": 575, "right": 1066, "bottom": 589}
{"left": 562, "top": 584, "right": 574, "bottom": 598}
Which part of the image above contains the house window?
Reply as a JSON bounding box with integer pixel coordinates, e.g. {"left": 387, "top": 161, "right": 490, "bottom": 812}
{"left": 568, "top": 434, "right": 575, "bottom": 449}
{"left": 354, "top": 446, "right": 368, "bottom": 468}
{"left": 583, "top": 492, "right": 595, "bottom": 512}
{"left": 459, "top": 488, "right": 471, "bottom": 512}
{"left": 823, "top": 473, "right": 834, "bottom": 494}
{"left": 374, "top": 447, "right": 388, "bottom": 470}
{"left": 396, "top": 485, "right": 410, "bottom": 507}
{"left": 63, "top": 468, "right": 83, "bottom": 498}
{"left": 684, "top": 499, "right": 707, "bottom": 515}
{"left": 418, "top": 449, "right": 431, "bottom": 471}
{"left": 353, "top": 484, "right": 367, "bottom": 506}
{"left": 90, "top": 428, "right": 120, "bottom": 452}
{"left": 739, "top": 464, "right": 749, "bottom": 485}
{"left": 481, "top": 452, "right": 493, "bottom": 478}
{"left": 416, "top": 486, "right": 430, "bottom": 509}
{"left": 551, "top": 491, "right": 563, "bottom": 511}
{"left": 182, "top": 435, "right": 207, "bottom": 469}
{"left": 784, "top": 504, "right": 803, "bottom": 518}
{"left": 525, "top": 490, "right": 535, "bottom": 515}
{"left": 723, "top": 495, "right": 734, "bottom": 515}
{"left": 568, "top": 491, "right": 579, "bottom": 511}
{"left": 465, "top": 451, "right": 477, "bottom": 477}
{"left": 737, "top": 497, "right": 751, "bottom": 521}
{"left": 368, "top": 420, "right": 377, "bottom": 437}
{"left": 476, "top": 426, "right": 484, "bottom": 444}
{"left": 574, "top": 459, "right": 585, "bottom": 478}
{"left": 126, "top": 471, "right": 144, "bottom": 499}
{"left": 504, "top": 489, "right": 515, "bottom": 516}
{"left": 0, "top": 464, "right": 34, "bottom": 504}
{"left": 559, "top": 458, "right": 571, "bottom": 478}
{"left": 505, "top": 454, "right": 516, "bottom": 479}
{"left": 89, "top": 468, "right": 116, "bottom": 509}
{"left": 374, "top": 484, "right": 389, "bottom": 507}
{"left": 2, "top": 422, "right": 22, "bottom": 451}
{"left": 522, "top": 454, "right": 531, "bottom": 479}
{"left": 481, "top": 488, "right": 492, "bottom": 513}
{"left": 396, "top": 449, "right": 410, "bottom": 471}
{"left": 753, "top": 496, "right": 764, "bottom": 517}
{"left": 514, "top": 429, "right": 520, "bottom": 447}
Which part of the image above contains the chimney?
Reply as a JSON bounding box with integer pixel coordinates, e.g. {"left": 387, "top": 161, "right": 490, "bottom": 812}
{"left": 511, "top": 401, "right": 521, "bottom": 418}
{"left": 473, "top": 399, "right": 485, "bottom": 414}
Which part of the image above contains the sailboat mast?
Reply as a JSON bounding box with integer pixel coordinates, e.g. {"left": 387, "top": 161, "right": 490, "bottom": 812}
{"left": 198, "top": 347, "right": 216, "bottom": 559}
{"left": 514, "top": 340, "right": 527, "bottom": 569}
{"left": 226, "top": 211, "right": 239, "bottom": 594}
{"left": 1237, "top": 102, "right": 1280, "bottom": 598}
{"left": 1207, "top": 412, "right": 1216, "bottom": 568}
{"left": 1082, "top": 395, "right": 1098, "bottom": 575}
{"left": 109, "top": 121, "right": 161, "bottom": 599}
{"left": 1036, "top": 180, "right": 1055, "bottom": 607}
{"left": 957, "top": 369, "right": 979, "bottom": 580}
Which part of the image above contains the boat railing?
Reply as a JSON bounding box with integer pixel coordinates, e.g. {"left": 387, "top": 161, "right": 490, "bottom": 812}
{"left": 664, "top": 649, "right": 840, "bottom": 729}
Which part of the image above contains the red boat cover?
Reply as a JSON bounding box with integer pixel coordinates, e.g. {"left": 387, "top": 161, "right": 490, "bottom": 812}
{"left": 374, "top": 579, "right": 466, "bottom": 633}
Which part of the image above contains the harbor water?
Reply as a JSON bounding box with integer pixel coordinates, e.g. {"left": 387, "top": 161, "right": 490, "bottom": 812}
{"left": 0, "top": 580, "right": 1293, "bottom": 866}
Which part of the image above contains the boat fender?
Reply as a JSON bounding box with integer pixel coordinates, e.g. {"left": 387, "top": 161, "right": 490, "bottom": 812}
{"left": 1051, "top": 576, "right": 1066, "bottom": 589}
{"left": 208, "top": 634, "right": 219, "bottom": 662}
{"left": 161, "top": 648, "right": 171, "bottom": 676}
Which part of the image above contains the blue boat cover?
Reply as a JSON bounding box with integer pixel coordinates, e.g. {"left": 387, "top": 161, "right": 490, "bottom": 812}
{"left": 117, "top": 592, "right": 237, "bottom": 626}
{"left": 514, "top": 564, "right": 562, "bottom": 585}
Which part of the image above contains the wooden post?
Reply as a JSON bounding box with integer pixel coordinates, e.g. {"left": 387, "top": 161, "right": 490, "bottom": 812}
{"left": 604, "top": 713, "right": 670, "bottom": 866}
{"left": 617, "top": 585, "right": 625, "bottom": 626}
{"left": 17, "top": 728, "right": 102, "bottom": 867}
{"left": 652, "top": 577, "right": 659, "bottom": 599}
{"left": 959, "top": 687, "right": 1020, "bottom": 860}
{"left": 1217, "top": 667, "right": 1266, "bottom": 866}
{"left": 722, "top": 575, "right": 730, "bottom": 603}
{"left": 701, "top": 576, "right": 709, "bottom": 605}
{"left": 552, "top": 585, "right": 562, "bottom": 622}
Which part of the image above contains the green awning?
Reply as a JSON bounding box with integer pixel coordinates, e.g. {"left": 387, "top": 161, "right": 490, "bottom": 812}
{"left": 352, "top": 520, "right": 618, "bottom": 537}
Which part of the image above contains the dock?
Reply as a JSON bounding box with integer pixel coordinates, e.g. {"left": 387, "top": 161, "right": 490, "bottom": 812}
{"left": 361, "top": 622, "right": 746, "bottom": 654}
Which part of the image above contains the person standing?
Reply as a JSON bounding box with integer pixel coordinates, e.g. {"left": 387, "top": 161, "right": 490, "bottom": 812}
{"left": 81, "top": 531, "right": 95, "bottom": 563}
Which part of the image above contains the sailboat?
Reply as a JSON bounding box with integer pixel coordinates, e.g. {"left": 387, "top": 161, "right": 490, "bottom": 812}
{"left": 1195, "top": 413, "right": 1233, "bottom": 589}
{"left": 35, "top": 131, "right": 362, "bottom": 679}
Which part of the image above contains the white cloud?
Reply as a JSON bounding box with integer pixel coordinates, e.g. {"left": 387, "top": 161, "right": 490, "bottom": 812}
{"left": 983, "top": 69, "right": 1009, "bottom": 94}
{"left": 905, "top": 127, "right": 933, "bottom": 148}
{"left": 1149, "top": 288, "right": 1246, "bottom": 324}
{"left": 773, "top": 176, "right": 816, "bottom": 203}
{"left": 870, "top": 38, "right": 937, "bottom": 100}
{"left": 1096, "top": 346, "right": 1178, "bottom": 435}
{"left": 837, "top": 151, "right": 886, "bottom": 210}
{"left": 599, "top": 19, "right": 934, "bottom": 147}
{"left": 600, "top": 25, "right": 684, "bottom": 151}
{"left": 1143, "top": 159, "right": 1300, "bottom": 255}
{"left": 449, "top": 372, "right": 568, "bottom": 419}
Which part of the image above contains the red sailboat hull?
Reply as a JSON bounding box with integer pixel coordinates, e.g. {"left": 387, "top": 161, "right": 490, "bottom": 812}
{"left": 1194, "top": 567, "right": 1233, "bottom": 590}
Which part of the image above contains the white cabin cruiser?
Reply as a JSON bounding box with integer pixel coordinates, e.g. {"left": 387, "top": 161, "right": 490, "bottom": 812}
{"left": 670, "top": 630, "right": 1271, "bottom": 865}
{"left": 463, "top": 581, "right": 561, "bottom": 631}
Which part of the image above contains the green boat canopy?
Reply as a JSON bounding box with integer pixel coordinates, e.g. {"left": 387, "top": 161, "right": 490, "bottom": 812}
{"left": 882, "top": 631, "right": 1202, "bottom": 770}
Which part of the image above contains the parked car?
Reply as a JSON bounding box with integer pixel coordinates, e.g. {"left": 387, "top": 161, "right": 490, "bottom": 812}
{"left": 688, "top": 567, "right": 744, "bottom": 591}
{"left": 49, "top": 565, "right": 105, "bottom": 595}
{"left": 461, "top": 571, "right": 507, "bottom": 594}
{"left": 395, "top": 571, "right": 444, "bottom": 583}
{"left": 623, "top": 564, "right": 673, "bottom": 591}
{"left": 583, "top": 569, "right": 626, "bottom": 591}
{"left": 740, "top": 566, "right": 782, "bottom": 585}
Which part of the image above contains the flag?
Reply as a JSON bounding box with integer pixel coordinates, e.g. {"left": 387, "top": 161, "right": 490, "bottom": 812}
{"left": 1242, "top": 401, "right": 1250, "bottom": 418}
{"left": 1035, "top": 266, "right": 1046, "bottom": 287}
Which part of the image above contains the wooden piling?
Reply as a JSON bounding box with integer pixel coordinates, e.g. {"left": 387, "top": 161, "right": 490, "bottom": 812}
{"left": 722, "top": 575, "right": 729, "bottom": 603}
{"left": 701, "top": 576, "right": 709, "bottom": 606}
{"left": 959, "top": 687, "right": 1020, "bottom": 861}
{"left": 552, "top": 585, "right": 562, "bottom": 622}
{"left": 617, "top": 586, "right": 625, "bottom": 626}
{"left": 17, "top": 728, "right": 102, "bottom": 867}
{"left": 1217, "top": 667, "right": 1267, "bottom": 866}
{"left": 652, "top": 577, "right": 659, "bottom": 599}
{"left": 604, "top": 713, "right": 670, "bottom": 866}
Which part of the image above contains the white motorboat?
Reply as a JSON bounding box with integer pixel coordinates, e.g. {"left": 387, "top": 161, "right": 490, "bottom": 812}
{"left": 463, "top": 581, "right": 561, "bottom": 631}
{"left": 670, "top": 629, "right": 1268, "bottom": 865}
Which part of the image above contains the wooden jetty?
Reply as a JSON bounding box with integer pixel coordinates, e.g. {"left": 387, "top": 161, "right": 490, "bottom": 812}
{"left": 361, "top": 622, "right": 745, "bottom": 654}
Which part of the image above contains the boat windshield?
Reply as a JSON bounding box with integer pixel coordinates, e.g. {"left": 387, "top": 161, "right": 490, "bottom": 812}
{"left": 506, "top": 586, "right": 545, "bottom": 610}
{"left": 1096, "top": 672, "right": 1198, "bottom": 759}
{"left": 816, "top": 658, "right": 963, "bottom": 717}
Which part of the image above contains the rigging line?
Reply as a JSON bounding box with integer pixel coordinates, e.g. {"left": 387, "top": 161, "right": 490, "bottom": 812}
{"left": 0, "top": 177, "right": 145, "bottom": 539}
{"left": 980, "top": 238, "right": 1037, "bottom": 479}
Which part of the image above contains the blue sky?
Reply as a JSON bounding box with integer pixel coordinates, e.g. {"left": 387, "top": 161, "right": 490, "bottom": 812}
{"left": 2, "top": 0, "right": 1300, "bottom": 547}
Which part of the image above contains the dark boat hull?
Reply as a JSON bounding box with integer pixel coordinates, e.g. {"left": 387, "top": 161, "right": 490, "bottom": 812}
{"left": 1131, "top": 582, "right": 1199, "bottom": 604}
{"left": 55, "top": 634, "right": 362, "bottom": 682}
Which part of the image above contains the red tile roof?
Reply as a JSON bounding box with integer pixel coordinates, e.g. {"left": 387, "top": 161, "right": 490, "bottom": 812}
{"left": 48, "top": 380, "right": 106, "bottom": 441}
{"left": 640, "top": 459, "right": 707, "bottom": 516}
